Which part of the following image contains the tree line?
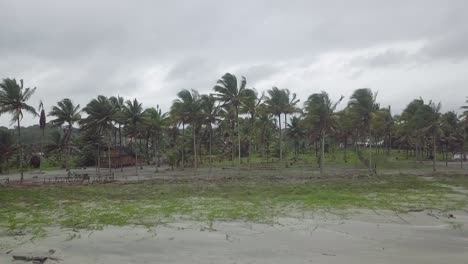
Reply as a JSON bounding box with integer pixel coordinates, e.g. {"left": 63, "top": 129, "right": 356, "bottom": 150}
{"left": 1, "top": 73, "right": 467, "bottom": 182}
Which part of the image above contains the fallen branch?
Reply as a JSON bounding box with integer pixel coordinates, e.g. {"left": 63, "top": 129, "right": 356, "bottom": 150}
{"left": 12, "top": 255, "right": 62, "bottom": 263}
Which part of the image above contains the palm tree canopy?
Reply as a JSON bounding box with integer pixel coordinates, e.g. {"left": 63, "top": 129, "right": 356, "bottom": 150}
{"left": 347, "top": 88, "right": 379, "bottom": 131}
{"left": 304, "top": 91, "right": 343, "bottom": 134}
{"left": 48, "top": 98, "right": 81, "bottom": 128}
{"left": 213, "top": 73, "right": 253, "bottom": 109}
{"left": 0, "top": 78, "right": 38, "bottom": 123}
{"left": 80, "top": 95, "right": 118, "bottom": 137}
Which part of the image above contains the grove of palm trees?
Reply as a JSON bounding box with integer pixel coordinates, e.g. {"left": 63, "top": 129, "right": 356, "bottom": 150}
{"left": 1, "top": 74, "right": 468, "bottom": 179}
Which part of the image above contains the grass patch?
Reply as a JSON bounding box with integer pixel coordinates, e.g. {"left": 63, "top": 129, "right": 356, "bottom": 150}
{"left": 0, "top": 174, "right": 467, "bottom": 236}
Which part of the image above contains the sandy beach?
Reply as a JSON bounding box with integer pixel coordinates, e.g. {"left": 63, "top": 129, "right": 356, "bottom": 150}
{"left": 1, "top": 209, "right": 467, "bottom": 264}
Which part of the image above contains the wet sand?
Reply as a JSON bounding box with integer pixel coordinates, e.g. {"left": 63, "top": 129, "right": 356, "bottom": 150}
{"left": 1, "top": 210, "right": 467, "bottom": 264}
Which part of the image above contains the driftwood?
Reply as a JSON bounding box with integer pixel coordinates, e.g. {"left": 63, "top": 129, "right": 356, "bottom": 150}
{"left": 12, "top": 255, "right": 61, "bottom": 263}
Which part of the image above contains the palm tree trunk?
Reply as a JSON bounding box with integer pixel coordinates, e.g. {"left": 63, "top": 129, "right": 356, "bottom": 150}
{"left": 17, "top": 118, "right": 23, "bottom": 184}
{"left": 108, "top": 140, "right": 112, "bottom": 176}
{"left": 209, "top": 126, "right": 212, "bottom": 169}
{"left": 134, "top": 137, "right": 138, "bottom": 176}
{"left": 369, "top": 126, "right": 372, "bottom": 174}
{"left": 182, "top": 122, "right": 185, "bottom": 169}
{"left": 278, "top": 114, "right": 282, "bottom": 162}
{"left": 40, "top": 128, "right": 44, "bottom": 173}
{"left": 236, "top": 107, "right": 241, "bottom": 167}
{"left": 119, "top": 124, "right": 123, "bottom": 172}
{"left": 433, "top": 135, "right": 436, "bottom": 172}
{"left": 193, "top": 125, "right": 197, "bottom": 169}
{"left": 320, "top": 132, "right": 325, "bottom": 175}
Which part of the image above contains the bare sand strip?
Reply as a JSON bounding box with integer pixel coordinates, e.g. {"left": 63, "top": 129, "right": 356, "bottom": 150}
{"left": 1, "top": 210, "right": 467, "bottom": 264}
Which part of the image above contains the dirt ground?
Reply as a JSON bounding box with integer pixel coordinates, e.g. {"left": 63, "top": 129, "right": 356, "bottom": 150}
{"left": 1, "top": 210, "right": 467, "bottom": 264}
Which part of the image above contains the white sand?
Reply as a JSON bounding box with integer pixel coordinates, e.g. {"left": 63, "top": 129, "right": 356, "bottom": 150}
{"left": 1, "top": 210, "right": 467, "bottom": 264}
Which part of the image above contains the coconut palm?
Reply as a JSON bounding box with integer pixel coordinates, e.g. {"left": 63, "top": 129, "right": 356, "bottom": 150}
{"left": 287, "top": 116, "right": 305, "bottom": 158}
{"left": 347, "top": 88, "right": 378, "bottom": 173}
{"left": 304, "top": 91, "right": 343, "bottom": 174}
{"left": 265, "top": 87, "right": 288, "bottom": 162}
{"left": 421, "top": 101, "right": 443, "bottom": 172}
{"left": 213, "top": 73, "right": 254, "bottom": 166}
{"left": 123, "top": 98, "right": 144, "bottom": 173}
{"left": 171, "top": 89, "right": 203, "bottom": 168}
{"left": 240, "top": 89, "right": 264, "bottom": 162}
{"left": 143, "top": 105, "right": 167, "bottom": 171}
{"left": 48, "top": 98, "right": 81, "bottom": 172}
{"left": 0, "top": 78, "right": 37, "bottom": 183}
{"left": 80, "top": 96, "right": 118, "bottom": 175}
{"left": 201, "top": 94, "right": 221, "bottom": 166}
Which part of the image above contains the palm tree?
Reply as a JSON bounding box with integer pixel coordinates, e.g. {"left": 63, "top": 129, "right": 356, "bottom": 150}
{"left": 143, "top": 105, "right": 167, "bottom": 172}
{"left": 421, "top": 101, "right": 443, "bottom": 172}
{"left": 304, "top": 91, "right": 343, "bottom": 174}
{"left": 123, "top": 98, "right": 144, "bottom": 174}
{"left": 287, "top": 116, "right": 305, "bottom": 158}
{"left": 265, "top": 87, "right": 288, "bottom": 162}
{"left": 347, "top": 88, "right": 378, "bottom": 173}
{"left": 110, "top": 96, "right": 125, "bottom": 171}
{"left": 0, "top": 78, "right": 37, "bottom": 183}
{"left": 80, "top": 96, "right": 118, "bottom": 176}
{"left": 45, "top": 130, "right": 66, "bottom": 163}
{"left": 38, "top": 101, "right": 46, "bottom": 173}
{"left": 48, "top": 98, "right": 81, "bottom": 172}
{"left": 213, "top": 73, "right": 254, "bottom": 167}
{"left": 201, "top": 94, "right": 221, "bottom": 167}
{"left": 171, "top": 89, "right": 203, "bottom": 168}
{"left": 240, "top": 89, "right": 264, "bottom": 162}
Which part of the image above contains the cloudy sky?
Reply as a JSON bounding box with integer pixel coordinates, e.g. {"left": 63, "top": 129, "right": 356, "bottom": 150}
{"left": 1, "top": 0, "right": 468, "bottom": 127}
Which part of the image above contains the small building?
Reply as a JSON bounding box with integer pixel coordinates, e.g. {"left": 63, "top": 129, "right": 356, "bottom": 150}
{"left": 100, "top": 146, "right": 143, "bottom": 168}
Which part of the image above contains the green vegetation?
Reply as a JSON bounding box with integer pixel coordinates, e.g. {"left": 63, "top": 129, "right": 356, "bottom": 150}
{"left": 1, "top": 174, "right": 467, "bottom": 237}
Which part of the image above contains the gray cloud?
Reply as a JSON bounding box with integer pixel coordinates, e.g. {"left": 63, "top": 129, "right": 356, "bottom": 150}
{"left": 1, "top": 0, "right": 468, "bottom": 126}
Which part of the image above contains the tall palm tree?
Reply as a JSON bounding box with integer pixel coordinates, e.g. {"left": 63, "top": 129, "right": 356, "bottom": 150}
{"left": 110, "top": 96, "right": 125, "bottom": 171}
{"left": 143, "top": 105, "right": 167, "bottom": 172}
{"left": 171, "top": 89, "right": 203, "bottom": 168}
{"left": 265, "top": 87, "right": 288, "bottom": 162}
{"left": 80, "top": 96, "right": 118, "bottom": 176}
{"left": 287, "top": 116, "right": 305, "bottom": 158}
{"left": 201, "top": 94, "right": 221, "bottom": 167}
{"left": 0, "top": 78, "right": 37, "bottom": 183}
{"left": 304, "top": 91, "right": 343, "bottom": 174}
{"left": 124, "top": 98, "right": 144, "bottom": 174}
{"left": 48, "top": 98, "right": 81, "bottom": 172}
{"left": 213, "top": 73, "right": 254, "bottom": 167}
{"left": 421, "top": 101, "right": 443, "bottom": 172}
{"left": 240, "top": 89, "right": 264, "bottom": 162}
{"left": 347, "top": 88, "right": 378, "bottom": 173}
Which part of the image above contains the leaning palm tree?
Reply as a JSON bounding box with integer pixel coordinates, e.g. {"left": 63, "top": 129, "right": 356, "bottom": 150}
{"left": 0, "top": 78, "right": 37, "bottom": 183}
{"left": 213, "top": 73, "right": 254, "bottom": 167}
{"left": 48, "top": 98, "right": 81, "bottom": 172}
{"left": 80, "top": 96, "right": 118, "bottom": 176}
{"left": 347, "top": 88, "right": 378, "bottom": 173}
{"left": 304, "top": 91, "right": 343, "bottom": 174}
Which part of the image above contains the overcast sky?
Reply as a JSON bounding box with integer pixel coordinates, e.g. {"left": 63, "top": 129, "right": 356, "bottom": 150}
{"left": 1, "top": 0, "right": 468, "bottom": 127}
